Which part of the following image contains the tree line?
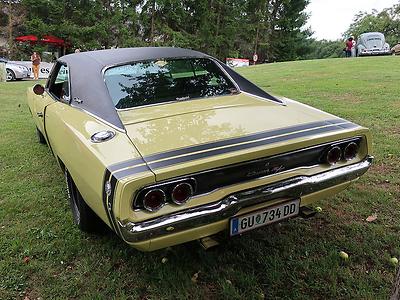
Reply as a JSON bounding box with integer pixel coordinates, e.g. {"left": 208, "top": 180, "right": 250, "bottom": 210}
{"left": 1, "top": 0, "right": 399, "bottom": 62}
{"left": 2, "top": 0, "right": 311, "bottom": 61}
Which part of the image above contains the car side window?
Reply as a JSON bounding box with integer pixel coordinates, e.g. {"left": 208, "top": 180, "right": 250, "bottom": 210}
{"left": 48, "top": 63, "right": 70, "bottom": 102}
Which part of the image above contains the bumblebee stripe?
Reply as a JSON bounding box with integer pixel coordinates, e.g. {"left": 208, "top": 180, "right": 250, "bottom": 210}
{"left": 112, "top": 164, "right": 152, "bottom": 180}
{"left": 108, "top": 157, "right": 146, "bottom": 172}
{"left": 106, "top": 119, "right": 359, "bottom": 179}
{"left": 147, "top": 122, "right": 359, "bottom": 170}
{"left": 143, "top": 119, "right": 346, "bottom": 162}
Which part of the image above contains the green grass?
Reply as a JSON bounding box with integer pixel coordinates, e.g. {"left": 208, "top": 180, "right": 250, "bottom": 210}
{"left": 1, "top": 56, "right": 399, "bottom": 299}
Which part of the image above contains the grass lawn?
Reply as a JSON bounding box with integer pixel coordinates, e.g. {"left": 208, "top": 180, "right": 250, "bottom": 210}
{"left": 1, "top": 56, "right": 399, "bottom": 299}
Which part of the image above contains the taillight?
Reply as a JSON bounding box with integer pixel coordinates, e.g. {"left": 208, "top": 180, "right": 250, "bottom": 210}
{"left": 171, "top": 182, "right": 193, "bottom": 205}
{"left": 326, "top": 146, "right": 341, "bottom": 165}
{"left": 344, "top": 142, "right": 358, "bottom": 160}
{"left": 143, "top": 189, "right": 166, "bottom": 212}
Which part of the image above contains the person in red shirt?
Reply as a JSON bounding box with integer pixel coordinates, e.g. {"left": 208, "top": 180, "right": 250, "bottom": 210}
{"left": 345, "top": 37, "right": 353, "bottom": 58}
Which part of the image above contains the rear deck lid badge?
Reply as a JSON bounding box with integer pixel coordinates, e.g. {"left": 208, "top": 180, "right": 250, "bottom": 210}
{"left": 246, "top": 163, "right": 285, "bottom": 178}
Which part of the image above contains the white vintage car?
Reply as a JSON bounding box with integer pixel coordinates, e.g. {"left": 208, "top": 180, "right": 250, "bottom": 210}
{"left": 357, "top": 32, "right": 391, "bottom": 56}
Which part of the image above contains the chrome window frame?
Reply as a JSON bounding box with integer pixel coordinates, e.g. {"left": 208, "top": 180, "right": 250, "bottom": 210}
{"left": 45, "top": 61, "right": 72, "bottom": 105}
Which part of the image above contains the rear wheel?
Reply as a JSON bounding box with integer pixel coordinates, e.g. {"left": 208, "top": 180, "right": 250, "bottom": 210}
{"left": 6, "top": 69, "right": 15, "bottom": 81}
{"left": 65, "top": 169, "right": 101, "bottom": 232}
{"left": 36, "top": 127, "right": 47, "bottom": 144}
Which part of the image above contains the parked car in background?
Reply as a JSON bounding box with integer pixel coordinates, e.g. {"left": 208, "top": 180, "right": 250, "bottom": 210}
{"left": 391, "top": 43, "right": 400, "bottom": 55}
{"left": 0, "top": 57, "right": 31, "bottom": 81}
{"left": 356, "top": 32, "right": 391, "bottom": 56}
{"left": 27, "top": 47, "right": 373, "bottom": 251}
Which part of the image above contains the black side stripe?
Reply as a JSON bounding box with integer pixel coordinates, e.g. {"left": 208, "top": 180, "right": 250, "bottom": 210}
{"left": 148, "top": 122, "right": 359, "bottom": 170}
{"left": 143, "top": 119, "right": 347, "bottom": 162}
{"left": 113, "top": 164, "right": 152, "bottom": 180}
{"left": 105, "top": 119, "right": 359, "bottom": 179}
{"left": 108, "top": 157, "right": 146, "bottom": 172}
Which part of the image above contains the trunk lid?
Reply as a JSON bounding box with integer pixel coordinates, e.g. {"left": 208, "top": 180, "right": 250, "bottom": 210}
{"left": 118, "top": 94, "right": 359, "bottom": 180}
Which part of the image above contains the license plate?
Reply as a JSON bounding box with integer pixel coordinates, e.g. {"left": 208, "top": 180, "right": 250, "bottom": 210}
{"left": 230, "top": 199, "right": 300, "bottom": 236}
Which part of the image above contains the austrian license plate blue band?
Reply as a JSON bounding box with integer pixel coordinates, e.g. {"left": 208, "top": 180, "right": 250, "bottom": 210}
{"left": 230, "top": 199, "right": 300, "bottom": 236}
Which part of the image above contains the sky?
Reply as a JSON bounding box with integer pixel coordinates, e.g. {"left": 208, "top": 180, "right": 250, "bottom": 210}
{"left": 306, "top": 0, "right": 399, "bottom": 40}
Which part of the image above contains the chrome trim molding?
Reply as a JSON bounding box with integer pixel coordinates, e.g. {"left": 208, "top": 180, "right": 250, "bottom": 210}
{"left": 143, "top": 189, "right": 167, "bottom": 212}
{"left": 117, "top": 155, "right": 373, "bottom": 243}
{"left": 73, "top": 106, "right": 126, "bottom": 133}
{"left": 344, "top": 142, "right": 358, "bottom": 161}
{"left": 171, "top": 182, "right": 194, "bottom": 205}
{"left": 240, "top": 91, "right": 287, "bottom": 106}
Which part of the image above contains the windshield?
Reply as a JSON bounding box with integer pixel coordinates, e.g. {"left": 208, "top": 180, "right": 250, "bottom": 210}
{"left": 104, "top": 58, "right": 237, "bottom": 109}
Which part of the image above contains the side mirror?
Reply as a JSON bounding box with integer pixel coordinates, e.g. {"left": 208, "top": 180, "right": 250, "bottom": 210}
{"left": 33, "top": 84, "right": 45, "bottom": 96}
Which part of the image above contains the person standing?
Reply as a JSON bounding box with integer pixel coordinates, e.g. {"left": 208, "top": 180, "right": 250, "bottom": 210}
{"left": 351, "top": 37, "right": 357, "bottom": 57}
{"left": 31, "top": 51, "right": 41, "bottom": 80}
{"left": 345, "top": 37, "right": 353, "bottom": 58}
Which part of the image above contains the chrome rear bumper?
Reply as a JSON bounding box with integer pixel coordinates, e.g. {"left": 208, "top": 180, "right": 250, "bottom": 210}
{"left": 118, "top": 156, "right": 373, "bottom": 243}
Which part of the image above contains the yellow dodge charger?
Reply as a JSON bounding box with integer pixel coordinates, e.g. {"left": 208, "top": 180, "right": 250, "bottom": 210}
{"left": 27, "top": 47, "right": 372, "bottom": 251}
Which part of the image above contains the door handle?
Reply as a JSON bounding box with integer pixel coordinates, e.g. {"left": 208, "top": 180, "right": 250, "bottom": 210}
{"left": 37, "top": 112, "right": 43, "bottom": 118}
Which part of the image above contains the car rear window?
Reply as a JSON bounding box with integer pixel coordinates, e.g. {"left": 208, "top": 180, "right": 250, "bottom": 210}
{"left": 104, "top": 58, "right": 237, "bottom": 109}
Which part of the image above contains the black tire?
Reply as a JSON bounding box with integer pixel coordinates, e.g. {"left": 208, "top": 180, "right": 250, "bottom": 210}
{"left": 65, "top": 170, "right": 101, "bottom": 232}
{"left": 36, "top": 127, "right": 47, "bottom": 144}
{"left": 6, "top": 69, "right": 15, "bottom": 81}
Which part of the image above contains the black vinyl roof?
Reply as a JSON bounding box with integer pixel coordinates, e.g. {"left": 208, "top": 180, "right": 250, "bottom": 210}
{"left": 58, "top": 47, "right": 282, "bottom": 131}
{"left": 61, "top": 47, "right": 209, "bottom": 67}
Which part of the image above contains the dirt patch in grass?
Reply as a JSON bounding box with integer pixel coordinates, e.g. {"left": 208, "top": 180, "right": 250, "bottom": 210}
{"left": 356, "top": 179, "right": 400, "bottom": 196}
{"left": 369, "top": 162, "right": 398, "bottom": 175}
{"left": 388, "top": 126, "right": 400, "bottom": 136}
{"left": 23, "top": 288, "right": 41, "bottom": 300}
{"left": 331, "top": 93, "right": 364, "bottom": 104}
{"left": 392, "top": 101, "right": 400, "bottom": 109}
{"left": 327, "top": 205, "right": 364, "bottom": 225}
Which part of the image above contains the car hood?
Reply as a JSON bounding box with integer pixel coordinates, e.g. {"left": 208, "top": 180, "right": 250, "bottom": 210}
{"left": 118, "top": 93, "right": 360, "bottom": 179}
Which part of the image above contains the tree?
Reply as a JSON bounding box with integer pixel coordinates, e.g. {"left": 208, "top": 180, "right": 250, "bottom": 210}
{"left": 344, "top": 4, "right": 400, "bottom": 47}
{"left": 0, "top": 0, "right": 25, "bottom": 57}
{"left": 304, "top": 39, "right": 344, "bottom": 60}
{"left": 7, "top": 0, "right": 312, "bottom": 62}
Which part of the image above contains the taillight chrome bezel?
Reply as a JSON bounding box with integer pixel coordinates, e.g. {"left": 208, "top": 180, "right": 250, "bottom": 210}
{"left": 171, "top": 182, "right": 194, "bottom": 205}
{"left": 143, "top": 188, "right": 166, "bottom": 212}
{"left": 326, "top": 146, "right": 342, "bottom": 165}
{"left": 323, "top": 138, "right": 361, "bottom": 165}
{"left": 344, "top": 142, "right": 359, "bottom": 161}
{"left": 134, "top": 178, "right": 196, "bottom": 211}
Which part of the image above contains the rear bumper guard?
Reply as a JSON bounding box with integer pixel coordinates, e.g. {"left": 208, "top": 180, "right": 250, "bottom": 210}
{"left": 118, "top": 156, "right": 373, "bottom": 243}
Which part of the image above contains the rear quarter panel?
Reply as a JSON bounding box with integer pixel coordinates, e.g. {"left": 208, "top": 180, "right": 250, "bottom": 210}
{"left": 43, "top": 102, "right": 155, "bottom": 226}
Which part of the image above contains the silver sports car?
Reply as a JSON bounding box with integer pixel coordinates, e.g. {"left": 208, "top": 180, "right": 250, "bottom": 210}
{"left": 357, "top": 32, "right": 391, "bottom": 56}
{"left": 0, "top": 57, "right": 31, "bottom": 81}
